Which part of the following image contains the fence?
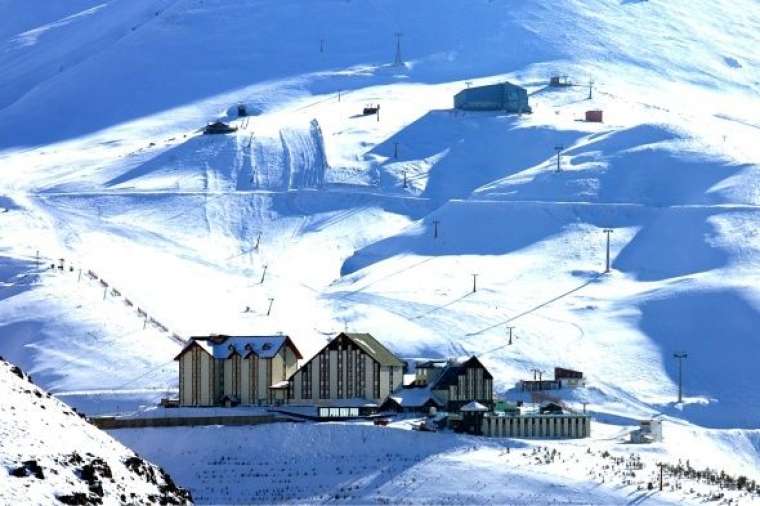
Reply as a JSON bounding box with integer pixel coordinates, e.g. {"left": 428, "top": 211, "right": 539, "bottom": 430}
{"left": 45, "top": 255, "right": 187, "bottom": 346}
{"left": 90, "top": 413, "right": 284, "bottom": 429}
{"left": 482, "top": 413, "right": 591, "bottom": 439}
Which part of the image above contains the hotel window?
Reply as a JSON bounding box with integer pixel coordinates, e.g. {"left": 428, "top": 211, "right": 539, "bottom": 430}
{"left": 302, "top": 362, "right": 313, "bottom": 399}
{"left": 349, "top": 407, "right": 359, "bottom": 417}
{"left": 319, "top": 352, "right": 329, "bottom": 399}
{"left": 373, "top": 363, "right": 380, "bottom": 399}
{"left": 337, "top": 348, "right": 344, "bottom": 398}
{"left": 346, "top": 349, "right": 354, "bottom": 397}
{"left": 357, "top": 353, "right": 365, "bottom": 397}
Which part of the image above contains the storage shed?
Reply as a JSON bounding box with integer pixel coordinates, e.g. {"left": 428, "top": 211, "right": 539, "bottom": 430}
{"left": 585, "top": 110, "right": 603, "bottom": 122}
{"left": 454, "top": 82, "right": 531, "bottom": 113}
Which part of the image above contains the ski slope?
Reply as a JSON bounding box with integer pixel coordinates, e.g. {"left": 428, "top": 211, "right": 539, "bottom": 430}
{"left": 1, "top": 0, "right": 760, "bottom": 503}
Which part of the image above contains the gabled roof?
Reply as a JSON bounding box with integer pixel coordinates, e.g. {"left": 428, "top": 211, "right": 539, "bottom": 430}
{"left": 286, "top": 332, "right": 404, "bottom": 381}
{"left": 431, "top": 356, "right": 493, "bottom": 390}
{"left": 176, "top": 335, "right": 302, "bottom": 361}
{"left": 173, "top": 339, "right": 213, "bottom": 361}
{"left": 461, "top": 401, "right": 489, "bottom": 412}
{"left": 338, "top": 333, "right": 404, "bottom": 367}
{"left": 384, "top": 386, "right": 444, "bottom": 409}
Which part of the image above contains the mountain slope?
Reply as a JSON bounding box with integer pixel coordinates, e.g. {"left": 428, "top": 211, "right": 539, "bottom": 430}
{"left": 1, "top": 0, "right": 760, "bottom": 502}
{"left": 0, "top": 357, "right": 191, "bottom": 505}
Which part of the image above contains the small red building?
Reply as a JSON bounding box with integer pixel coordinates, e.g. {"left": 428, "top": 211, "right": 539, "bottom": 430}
{"left": 585, "top": 110, "right": 603, "bottom": 122}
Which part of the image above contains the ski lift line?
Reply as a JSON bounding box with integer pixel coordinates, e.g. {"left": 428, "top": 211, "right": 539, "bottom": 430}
{"left": 267, "top": 269, "right": 321, "bottom": 294}
{"left": 293, "top": 92, "right": 344, "bottom": 112}
{"left": 335, "top": 257, "right": 436, "bottom": 300}
{"left": 224, "top": 245, "right": 260, "bottom": 262}
{"left": 412, "top": 290, "right": 474, "bottom": 320}
{"left": 470, "top": 272, "right": 604, "bottom": 344}
{"left": 111, "top": 359, "right": 177, "bottom": 392}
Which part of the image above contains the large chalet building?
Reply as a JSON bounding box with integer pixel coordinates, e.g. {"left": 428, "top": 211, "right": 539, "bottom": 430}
{"left": 383, "top": 356, "right": 494, "bottom": 413}
{"left": 287, "top": 332, "right": 405, "bottom": 416}
{"left": 174, "top": 334, "right": 302, "bottom": 407}
{"left": 174, "top": 331, "right": 495, "bottom": 419}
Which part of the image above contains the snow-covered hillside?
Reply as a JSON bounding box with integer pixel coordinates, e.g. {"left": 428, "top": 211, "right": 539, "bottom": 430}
{"left": 0, "top": 357, "right": 191, "bottom": 504}
{"left": 1, "top": 0, "right": 760, "bottom": 503}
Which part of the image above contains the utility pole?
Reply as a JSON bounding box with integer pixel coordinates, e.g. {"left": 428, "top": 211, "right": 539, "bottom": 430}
{"left": 554, "top": 146, "right": 564, "bottom": 172}
{"left": 260, "top": 264, "right": 268, "bottom": 284}
{"left": 254, "top": 231, "right": 262, "bottom": 251}
{"left": 673, "top": 352, "right": 688, "bottom": 403}
{"left": 465, "top": 80, "right": 472, "bottom": 88}
{"left": 603, "top": 229, "right": 614, "bottom": 273}
{"left": 432, "top": 219, "right": 440, "bottom": 239}
{"left": 506, "top": 326, "right": 515, "bottom": 345}
{"left": 337, "top": 89, "right": 342, "bottom": 102}
{"left": 472, "top": 274, "right": 478, "bottom": 293}
{"left": 394, "top": 141, "right": 399, "bottom": 159}
{"left": 393, "top": 32, "right": 404, "bottom": 66}
{"left": 402, "top": 170, "right": 408, "bottom": 189}
{"left": 588, "top": 79, "right": 594, "bottom": 100}
{"left": 658, "top": 462, "right": 665, "bottom": 491}
{"left": 266, "top": 297, "right": 274, "bottom": 316}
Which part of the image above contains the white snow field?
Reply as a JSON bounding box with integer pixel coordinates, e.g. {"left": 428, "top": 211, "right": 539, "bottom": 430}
{"left": 1, "top": 0, "right": 760, "bottom": 503}
{"left": 0, "top": 358, "right": 191, "bottom": 504}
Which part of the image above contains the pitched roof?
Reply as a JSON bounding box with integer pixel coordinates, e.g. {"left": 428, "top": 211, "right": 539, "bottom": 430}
{"left": 384, "top": 387, "right": 444, "bottom": 408}
{"left": 431, "top": 356, "right": 493, "bottom": 390}
{"left": 173, "top": 339, "right": 213, "bottom": 361}
{"left": 339, "top": 333, "right": 404, "bottom": 367}
{"left": 461, "top": 401, "right": 489, "bottom": 412}
{"left": 176, "top": 335, "right": 302, "bottom": 360}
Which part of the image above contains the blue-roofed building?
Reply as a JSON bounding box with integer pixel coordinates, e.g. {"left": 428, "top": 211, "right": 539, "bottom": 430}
{"left": 174, "top": 334, "right": 302, "bottom": 407}
{"left": 454, "top": 82, "right": 531, "bottom": 113}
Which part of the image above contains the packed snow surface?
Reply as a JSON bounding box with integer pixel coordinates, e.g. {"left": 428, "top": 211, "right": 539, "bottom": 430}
{"left": 1, "top": 0, "right": 760, "bottom": 504}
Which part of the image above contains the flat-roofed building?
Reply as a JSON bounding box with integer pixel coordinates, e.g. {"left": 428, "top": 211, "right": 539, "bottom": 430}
{"left": 454, "top": 82, "right": 531, "bottom": 113}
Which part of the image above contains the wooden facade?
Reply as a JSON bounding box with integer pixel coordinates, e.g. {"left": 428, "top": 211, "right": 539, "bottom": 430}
{"left": 175, "top": 335, "right": 301, "bottom": 407}
{"left": 430, "top": 356, "right": 494, "bottom": 412}
{"left": 177, "top": 341, "right": 215, "bottom": 406}
{"left": 287, "top": 333, "right": 404, "bottom": 406}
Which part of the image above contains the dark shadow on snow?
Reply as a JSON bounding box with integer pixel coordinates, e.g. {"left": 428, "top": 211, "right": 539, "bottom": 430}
{"left": 638, "top": 288, "right": 760, "bottom": 428}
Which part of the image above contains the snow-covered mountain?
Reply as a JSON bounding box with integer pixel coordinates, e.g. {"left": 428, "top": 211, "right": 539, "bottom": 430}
{"left": 1, "top": 0, "right": 759, "bottom": 503}
{"left": 0, "top": 357, "right": 191, "bottom": 504}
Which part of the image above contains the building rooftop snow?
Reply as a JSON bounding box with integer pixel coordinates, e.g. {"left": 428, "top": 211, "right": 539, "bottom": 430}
{"left": 174, "top": 334, "right": 302, "bottom": 360}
